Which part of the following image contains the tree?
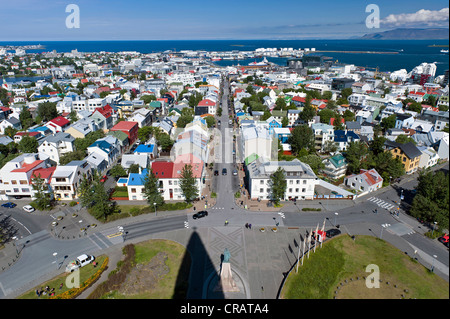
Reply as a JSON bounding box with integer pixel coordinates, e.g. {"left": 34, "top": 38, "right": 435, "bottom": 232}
{"left": 110, "top": 165, "right": 128, "bottom": 178}
{"left": 274, "top": 97, "right": 286, "bottom": 110}
{"left": 381, "top": 114, "right": 397, "bottom": 130}
{"left": 281, "top": 116, "right": 289, "bottom": 127}
{"left": 288, "top": 125, "right": 314, "bottom": 155}
{"left": 157, "top": 133, "right": 173, "bottom": 152}
{"left": 410, "top": 170, "right": 449, "bottom": 230}
{"left": 4, "top": 126, "right": 17, "bottom": 138}
{"left": 344, "top": 141, "right": 369, "bottom": 174}
{"left": 78, "top": 172, "right": 114, "bottom": 221}
{"left": 37, "top": 101, "right": 58, "bottom": 122}
{"left": 138, "top": 126, "right": 153, "bottom": 142}
{"left": 318, "top": 109, "right": 336, "bottom": 124}
{"left": 59, "top": 150, "right": 85, "bottom": 165}
{"left": 341, "top": 88, "right": 353, "bottom": 100}
{"left": 299, "top": 96, "right": 315, "bottom": 122}
{"left": 19, "top": 105, "right": 33, "bottom": 129}
{"left": 179, "top": 164, "right": 198, "bottom": 203}
{"left": 299, "top": 154, "right": 325, "bottom": 175}
{"left": 268, "top": 167, "right": 287, "bottom": 205}
{"left": 395, "top": 134, "right": 416, "bottom": 145}
{"left": 128, "top": 164, "right": 140, "bottom": 174}
{"left": 143, "top": 168, "right": 164, "bottom": 208}
{"left": 18, "top": 135, "right": 38, "bottom": 153}
{"left": 205, "top": 116, "right": 216, "bottom": 128}
{"left": 31, "top": 173, "right": 52, "bottom": 210}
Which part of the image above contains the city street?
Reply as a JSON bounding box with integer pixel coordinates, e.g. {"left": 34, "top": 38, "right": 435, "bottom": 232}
{"left": 0, "top": 76, "right": 448, "bottom": 299}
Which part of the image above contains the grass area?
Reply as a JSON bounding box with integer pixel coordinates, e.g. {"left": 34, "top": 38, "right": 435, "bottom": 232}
{"left": 281, "top": 235, "right": 449, "bottom": 299}
{"left": 97, "top": 239, "right": 190, "bottom": 299}
{"left": 18, "top": 255, "right": 108, "bottom": 299}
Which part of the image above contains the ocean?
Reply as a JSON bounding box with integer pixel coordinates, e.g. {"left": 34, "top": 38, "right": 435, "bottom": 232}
{"left": 1, "top": 39, "right": 448, "bottom": 75}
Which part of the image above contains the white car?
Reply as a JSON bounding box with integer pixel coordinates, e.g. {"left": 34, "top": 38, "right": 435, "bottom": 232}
{"left": 22, "top": 205, "right": 35, "bottom": 213}
{"left": 65, "top": 254, "right": 95, "bottom": 273}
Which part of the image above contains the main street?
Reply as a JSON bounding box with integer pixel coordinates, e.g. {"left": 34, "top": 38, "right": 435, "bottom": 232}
{"left": 0, "top": 75, "right": 448, "bottom": 299}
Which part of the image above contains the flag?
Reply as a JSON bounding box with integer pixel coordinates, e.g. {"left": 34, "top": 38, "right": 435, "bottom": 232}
{"left": 320, "top": 218, "right": 326, "bottom": 248}
{"left": 307, "top": 229, "right": 312, "bottom": 259}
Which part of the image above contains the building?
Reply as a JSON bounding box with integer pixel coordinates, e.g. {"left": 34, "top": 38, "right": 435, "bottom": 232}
{"left": 45, "top": 116, "right": 70, "bottom": 133}
{"left": 322, "top": 154, "right": 348, "bottom": 180}
{"left": 50, "top": 160, "right": 92, "bottom": 200}
{"left": 344, "top": 169, "right": 383, "bottom": 196}
{"left": 0, "top": 153, "right": 53, "bottom": 200}
{"left": 38, "top": 132, "right": 75, "bottom": 164}
{"left": 384, "top": 140, "right": 422, "bottom": 174}
{"left": 110, "top": 121, "right": 139, "bottom": 145}
{"left": 311, "top": 123, "right": 334, "bottom": 152}
{"left": 246, "top": 158, "right": 317, "bottom": 201}
{"left": 331, "top": 78, "right": 355, "bottom": 91}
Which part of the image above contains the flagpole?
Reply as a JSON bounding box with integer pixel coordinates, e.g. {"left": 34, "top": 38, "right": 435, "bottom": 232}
{"left": 301, "top": 235, "right": 305, "bottom": 265}
{"left": 321, "top": 218, "right": 326, "bottom": 248}
{"left": 314, "top": 223, "right": 319, "bottom": 253}
{"left": 296, "top": 238, "right": 301, "bottom": 273}
{"left": 307, "top": 229, "right": 312, "bottom": 259}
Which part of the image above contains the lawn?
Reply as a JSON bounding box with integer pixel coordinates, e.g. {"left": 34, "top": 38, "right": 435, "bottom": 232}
{"left": 98, "top": 239, "right": 190, "bottom": 299}
{"left": 281, "top": 235, "right": 449, "bottom": 299}
{"left": 18, "top": 255, "right": 108, "bottom": 299}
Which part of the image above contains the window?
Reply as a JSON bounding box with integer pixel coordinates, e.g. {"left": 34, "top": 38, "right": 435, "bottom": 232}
{"left": 20, "top": 180, "right": 27, "bottom": 184}
{"left": 131, "top": 188, "right": 136, "bottom": 193}
{"left": 302, "top": 188, "right": 306, "bottom": 193}
{"left": 260, "top": 180, "right": 264, "bottom": 184}
{"left": 295, "top": 188, "right": 299, "bottom": 193}
{"left": 303, "top": 180, "right": 307, "bottom": 184}
{"left": 260, "top": 188, "right": 264, "bottom": 193}
{"left": 11, "top": 180, "right": 17, "bottom": 185}
{"left": 296, "top": 180, "right": 300, "bottom": 184}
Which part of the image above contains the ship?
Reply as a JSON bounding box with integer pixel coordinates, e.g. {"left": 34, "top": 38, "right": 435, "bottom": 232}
{"left": 440, "top": 49, "right": 449, "bottom": 54}
{"left": 211, "top": 57, "right": 222, "bottom": 61}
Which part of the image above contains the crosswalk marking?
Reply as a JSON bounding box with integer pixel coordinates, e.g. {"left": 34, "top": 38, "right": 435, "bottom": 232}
{"left": 367, "top": 197, "right": 395, "bottom": 210}
{"left": 184, "top": 221, "right": 189, "bottom": 229}
{"left": 211, "top": 207, "right": 225, "bottom": 210}
{"left": 278, "top": 212, "right": 285, "bottom": 219}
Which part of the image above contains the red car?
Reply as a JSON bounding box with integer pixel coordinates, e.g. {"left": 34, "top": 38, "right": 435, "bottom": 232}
{"left": 100, "top": 175, "right": 108, "bottom": 183}
{"left": 438, "top": 234, "right": 449, "bottom": 245}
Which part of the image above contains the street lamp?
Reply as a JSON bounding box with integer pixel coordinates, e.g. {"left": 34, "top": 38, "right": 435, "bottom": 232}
{"left": 381, "top": 223, "right": 390, "bottom": 239}
{"left": 431, "top": 254, "right": 437, "bottom": 272}
{"left": 432, "top": 221, "right": 437, "bottom": 237}
{"left": 53, "top": 252, "right": 58, "bottom": 268}
{"left": 153, "top": 202, "right": 157, "bottom": 216}
{"left": 334, "top": 212, "right": 338, "bottom": 226}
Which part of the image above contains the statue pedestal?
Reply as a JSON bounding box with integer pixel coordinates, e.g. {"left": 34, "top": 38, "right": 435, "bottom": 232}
{"left": 214, "top": 262, "right": 240, "bottom": 292}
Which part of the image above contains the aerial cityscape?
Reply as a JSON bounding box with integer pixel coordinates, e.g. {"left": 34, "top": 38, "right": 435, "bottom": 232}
{"left": 0, "top": 0, "right": 448, "bottom": 310}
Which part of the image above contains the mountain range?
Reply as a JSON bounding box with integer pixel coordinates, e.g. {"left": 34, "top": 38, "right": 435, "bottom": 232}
{"left": 361, "top": 28, "right": 449, "bottom": 40}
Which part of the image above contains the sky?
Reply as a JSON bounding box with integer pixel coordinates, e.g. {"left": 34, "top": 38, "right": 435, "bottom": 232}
{"left": 0, "top": 0, "right": 449, "bottom": 41}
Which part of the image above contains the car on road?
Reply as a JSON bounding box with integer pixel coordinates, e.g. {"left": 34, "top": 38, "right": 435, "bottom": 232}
{"left": 229, "top": 119, "right": 233, "bottom": 125}
{"left": 192, "top": 210, "right": 208, "bottom": 220}
{"left": 1, "top": 202, "right": 16, "bottom": 208}
{"left": 222, "top": 168, "right": 227, "bottom": 175}
{"left": 100, "top": 175, "right": 108, "bottom": 183}
{"left": 65, "top": 254, "right": 96, "bottom": 273}
{"left": 438, "top": 234, "right": 449, "bottom": 245}
{"left": 232, "top": 169, "right": 238, "bottom": 176}
{"left": 23, "top": 205, "right": 35, "bottom": 213}
{"left": 214, "top": 170, "right": 219, "bottom": 176}
{"left": 326, "top": 228, "right": 341, "bottom": 238}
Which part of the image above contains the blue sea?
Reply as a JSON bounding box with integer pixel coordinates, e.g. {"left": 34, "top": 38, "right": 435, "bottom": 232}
{"left": 1, "top": 39, "right": 448, "bottom": 75}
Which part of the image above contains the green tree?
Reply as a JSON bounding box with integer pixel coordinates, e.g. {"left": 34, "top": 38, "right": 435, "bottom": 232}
{"left": 19, "top": 105, "right": 33, "bottom": 129}
{"left": 31, "top": 173, "right": 53, "bottom": 210}
{"left": 268, "top": 167, "right": 287, "bottom": 205}
{"left": 37, "top": 101, "right": 58, "bottom": 122}
{"left": 110, "top": 165, "right": 128, "bottom": 178}
{"left": 128, "top": 164, "right": 140, "bottom": 174}
{"left": 59, "top": 150, "right": 86, "bottom": 165}
{"left": 299, "top": 154, "right": 325, "bottom": 175}
{"left": 395, "top": 134, "right": 416, "bottom": 145}
{"left": 299, "top": 96, "right": 315, "bottom": 122}
{"left": 143, "top": 168, "right": 164, "bottom": 208}
{"left": 179, "top": 164, "right": 198, "bottom": 203}
{"left": 410, "top": 170, "right": 449, "bottom": 230}
{"left": 288, "top": 125, "right": 314, "bottom": 155}
{"left": 18, "top": 135, "right": 38, "bottom": 153}
{"left": 78, "top": 172, "right": 114, "bottom": 221}
{"left": 381, "top": 114, "right": 397, "bottom": 130}
{"left": 205, "top": 116, "right": 216, "bottom": 128}
{"left": 344, "top": 141, "right": 369, "bottom": 174}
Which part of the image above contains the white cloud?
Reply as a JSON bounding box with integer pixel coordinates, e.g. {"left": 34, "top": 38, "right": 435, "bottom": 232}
{"left": 381, "top": 7, "right": 449, "bottom": 27}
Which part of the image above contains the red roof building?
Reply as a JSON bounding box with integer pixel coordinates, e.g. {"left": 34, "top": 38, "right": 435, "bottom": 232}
{"left": 151, "top": 161, "right": 174, "bottom": 179}
{"left": 46, "top": 116, "right": 70, "bottom": 133}
{"left": 110, "top": 121, "right": 139, "bottom": 144}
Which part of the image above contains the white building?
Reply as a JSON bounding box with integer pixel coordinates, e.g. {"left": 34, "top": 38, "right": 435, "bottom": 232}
{"left": 50, "top": 160, "right": 92, "bottom": 200}
{"left": 38, "top": 132, "right": 75, "bottom": 164}
{"left": 246, "top": 158, "right": 317, "bottom": 201}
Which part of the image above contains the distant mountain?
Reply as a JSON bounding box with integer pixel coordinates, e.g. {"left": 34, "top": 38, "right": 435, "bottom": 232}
{"left": 361, "top": 28, "right": 449, "bottom": 40}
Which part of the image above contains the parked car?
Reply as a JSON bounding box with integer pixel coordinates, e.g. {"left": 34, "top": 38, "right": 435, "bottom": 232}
{"left": 100, "top": 175, "right": 108, "bottom": 183}
{"left": 1, "top": 202, "right": 16, "bottom": 208}
{"left": 232, "top": 169, "right": 238, "bottom": 176}
{"left": 214, "top": 170, "right": 219, "bottom": 176}
{"left": 65, "top": 254, "right": 95, "bottom": 273}
{"left": 222, "top": 168, "right": 227, "bottom": 175}
{"left": 23, "top": 205, "right": 35, "bottom": 213}
{"left": 326, "top": 228, "right": 341, "bottom": 238}
{"left": 438, "top": 234, "right": 449, "bottom": 245}
{"left": 193, "top": 210, "right": 208, "bottom": 220}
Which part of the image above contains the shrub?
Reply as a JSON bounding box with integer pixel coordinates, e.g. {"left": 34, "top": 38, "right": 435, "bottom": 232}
{"left": 302, "top": 208, "right": 322, "bottom": 211}
{"left": 69, "top": 201, "right": 78, "bottom": 207}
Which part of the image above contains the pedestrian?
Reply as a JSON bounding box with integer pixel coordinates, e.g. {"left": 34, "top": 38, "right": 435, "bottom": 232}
{"left": 59, "top": 283, "right": 63, "bottom": 290}
{"left": 249, "top": 223, "right": 252, "bottom": 230}
{"left": 375, "top": 208, "right": 378, "bottom": 214}
{"left": 245, "top": 223, "right": 248, "bottom": 229}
